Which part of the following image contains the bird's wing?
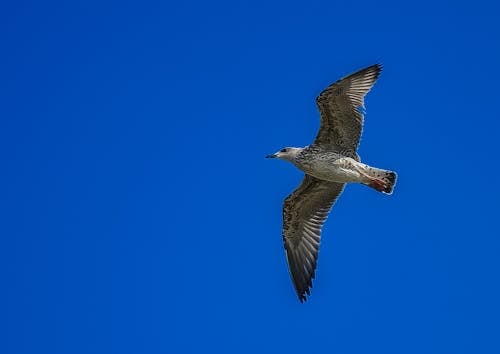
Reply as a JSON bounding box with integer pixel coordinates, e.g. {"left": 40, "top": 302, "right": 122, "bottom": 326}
{"left": 313, "top": 64, "right": 382, "bottom": 156}
{"left": 283, "top": 174, "right": 345, "bottom": 302}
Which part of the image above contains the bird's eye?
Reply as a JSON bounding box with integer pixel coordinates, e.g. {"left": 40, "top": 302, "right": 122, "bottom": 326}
{"left": 280, "top": 148, "right": 288, "bottom": 153}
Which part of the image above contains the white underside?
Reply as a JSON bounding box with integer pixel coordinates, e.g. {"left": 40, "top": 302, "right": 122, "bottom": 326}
{"left": 302, "top": 157, "right": 372, "bottom": 184}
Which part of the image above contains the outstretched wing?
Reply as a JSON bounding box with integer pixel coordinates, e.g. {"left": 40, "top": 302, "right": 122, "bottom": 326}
{"left": 282, "top": 175, "right": 345, "bottom": 302}
{"left": 314, "top": 64, "right": 382, "bottom": 156}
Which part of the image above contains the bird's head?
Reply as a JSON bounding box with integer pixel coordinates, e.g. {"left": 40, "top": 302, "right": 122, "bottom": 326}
{"left": 266, "top": 147, "right": 303, "bottom": 162}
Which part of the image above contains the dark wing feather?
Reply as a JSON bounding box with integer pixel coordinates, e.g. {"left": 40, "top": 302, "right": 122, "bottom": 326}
{"left": 282, "top": 175, "right": 345, "bottom": 302}
{"left": 314, "top": 64, "right": 382, "bottom": 156}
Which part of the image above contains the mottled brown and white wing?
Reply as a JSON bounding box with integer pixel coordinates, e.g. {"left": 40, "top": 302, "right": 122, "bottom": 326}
{"left": 314, "top": 64, "right": 382, "bottom": 157}
{"left": 283, "top": 174, "right": 345, "bottom": 302}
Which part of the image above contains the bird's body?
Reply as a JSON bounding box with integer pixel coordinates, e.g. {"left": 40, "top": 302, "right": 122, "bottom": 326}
{"left": 294, "top": 148, "right": 363, "bottom": 183}
{"left": 294, "top": 147, "right": 394, "bottom": 188}
{"left": 267, "top": 64, "right": 397, "bottom": 302}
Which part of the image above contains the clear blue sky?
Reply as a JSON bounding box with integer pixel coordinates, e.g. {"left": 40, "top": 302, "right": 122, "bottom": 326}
{"left": 2, "top": 1, "right": 500, "bottom": 353}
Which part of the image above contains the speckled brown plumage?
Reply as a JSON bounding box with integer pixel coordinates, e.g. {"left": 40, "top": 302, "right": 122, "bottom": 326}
{"left": 267, "top": 64, "right": 397, "bottom": 302}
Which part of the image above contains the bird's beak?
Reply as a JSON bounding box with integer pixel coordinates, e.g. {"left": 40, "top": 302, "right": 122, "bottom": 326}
{"left": 266, "top": 153, "right": 277, "bottom": 159}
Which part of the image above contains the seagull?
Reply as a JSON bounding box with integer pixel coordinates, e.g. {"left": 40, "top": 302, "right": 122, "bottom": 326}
{"left": 266, "top": 64, "right": 397, "bottom": 302}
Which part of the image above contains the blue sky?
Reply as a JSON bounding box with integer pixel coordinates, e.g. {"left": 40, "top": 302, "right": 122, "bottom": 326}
{"left": 2, "top": 1, "right": 500, "bottom": 353}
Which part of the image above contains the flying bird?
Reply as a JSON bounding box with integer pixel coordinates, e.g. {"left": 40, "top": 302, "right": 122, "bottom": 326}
{"left": 266, "top": 64, "right": 397, "bottom": 302}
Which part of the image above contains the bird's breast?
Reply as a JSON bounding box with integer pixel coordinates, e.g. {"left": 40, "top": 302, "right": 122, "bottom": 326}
{"left": 296, "top": 155, "right": 363, "bottom": 183}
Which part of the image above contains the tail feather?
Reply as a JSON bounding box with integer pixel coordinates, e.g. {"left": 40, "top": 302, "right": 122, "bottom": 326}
{"left": 366, "top": 168, "right": 397, "bottom": 194}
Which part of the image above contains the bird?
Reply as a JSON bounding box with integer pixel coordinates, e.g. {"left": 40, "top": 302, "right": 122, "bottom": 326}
{"left": 266, "top": 64, "right": 397, "bottom": 302}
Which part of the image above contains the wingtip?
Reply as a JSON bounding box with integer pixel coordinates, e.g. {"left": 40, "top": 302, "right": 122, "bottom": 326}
{"left": 370, "top": 63, "right": 383, "bottom": 78}
{"left": 297, "top": 286, "right": 312, "bottom": 303}
{"left": 357, "top": 63, "right": 382, "bottom": 86}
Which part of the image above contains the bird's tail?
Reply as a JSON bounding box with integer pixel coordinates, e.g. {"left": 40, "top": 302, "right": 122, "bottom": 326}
{"left": 364, "top": 167, "right": 397, "bottom": 195}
